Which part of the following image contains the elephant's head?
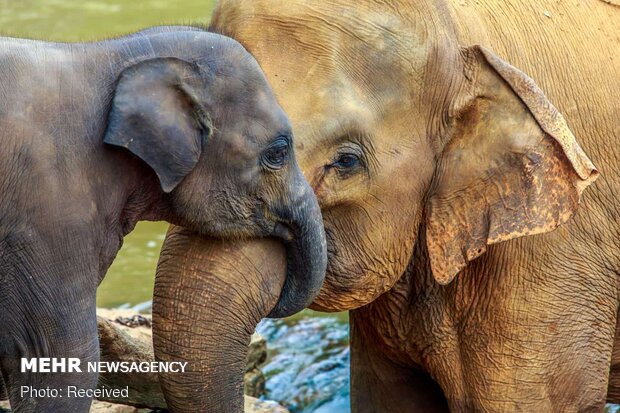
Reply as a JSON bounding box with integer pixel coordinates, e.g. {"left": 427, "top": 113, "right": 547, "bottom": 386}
{"left": 208, "top": 0, "right": 597, "bottom": 310}
{"left": 103, "top": 32, "right": 326, "bottom": 317}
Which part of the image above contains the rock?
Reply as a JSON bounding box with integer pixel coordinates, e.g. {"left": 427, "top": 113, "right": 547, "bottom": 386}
{"left": 244, "top": 396, "right": 290, "bottom": 413}
{"left": 244, "top": 368, "right": 266, "bottom": 398}
{"left": 245, "top": 334, "right": 267, "bottom": 397}
{"left": 96, "top": 313, "right": 166, "bottom": 408}
{"left": 97, "top": 308, "right": 154, "bottom": 343}
{"left": 89, "top": 400, "right": 147, "bottom": 412}
{"left": 247, "top": 334, "right": 268, "bottom": 370}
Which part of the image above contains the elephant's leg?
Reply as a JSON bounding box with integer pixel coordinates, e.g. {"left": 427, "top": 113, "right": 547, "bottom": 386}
{"left": 350, "top": 310, "right": 449, "bottom": 413}
{"left": 0, "top": 278, "right": 99, "bottom": 413}
{"left": 0, "top": 372, "right": 7, "bottom": 400}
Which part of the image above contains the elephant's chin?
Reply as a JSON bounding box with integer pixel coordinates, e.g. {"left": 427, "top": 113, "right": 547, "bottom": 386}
{"left": 309, "top": 291, "right": 379, "bottom": 313}
{"left": 309, "top": 269, "right": 399, "bottom": 312}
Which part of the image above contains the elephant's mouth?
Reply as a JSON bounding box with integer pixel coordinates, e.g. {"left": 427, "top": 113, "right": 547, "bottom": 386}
{"left": 258, "top": 203, "right": 296, "bottom": 241}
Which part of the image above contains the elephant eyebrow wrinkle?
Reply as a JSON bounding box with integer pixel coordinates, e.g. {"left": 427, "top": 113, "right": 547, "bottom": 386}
{"left": 329, "top": 118, "right": 373, "bottom": 149}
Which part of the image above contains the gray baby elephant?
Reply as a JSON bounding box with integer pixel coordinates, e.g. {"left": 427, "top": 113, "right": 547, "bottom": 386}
{"left": 0, "top": 27, "right": 327, "bottom": 412}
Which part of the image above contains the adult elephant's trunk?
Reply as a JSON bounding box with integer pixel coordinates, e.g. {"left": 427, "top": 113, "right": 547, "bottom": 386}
{"left": 152, "top": 226, "right": 287, "bottom": 412}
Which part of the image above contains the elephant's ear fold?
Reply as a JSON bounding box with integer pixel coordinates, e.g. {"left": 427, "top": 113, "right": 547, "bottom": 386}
{"left": 104, "top": 58, "right": 212, "bottom": 193}
{"left": 425, "top": 45, "right": 598, "bottom": 285}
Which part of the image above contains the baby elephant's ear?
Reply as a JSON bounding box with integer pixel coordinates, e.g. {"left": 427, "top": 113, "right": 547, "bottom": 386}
{"left": 104, "top": 58, "right": 211, "bottom": 193}
{"left": 426, "top": 46, "right": 598, "bottom": 285}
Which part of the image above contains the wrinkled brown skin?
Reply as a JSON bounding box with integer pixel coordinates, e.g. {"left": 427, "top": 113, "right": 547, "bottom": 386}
{"left": 190, "top": 1, "right": 620, "bottom": 412}
{"left": 0, "top": 27, "right": 326, "bottom": 412}
{"left": 153, "top": 227, "right": 286, "bottom": 413}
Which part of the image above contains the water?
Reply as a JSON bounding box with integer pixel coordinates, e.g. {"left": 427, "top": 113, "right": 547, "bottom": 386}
{"left": 258, "top": 313, "right": 351, "bottom": 413}
{"left": 98, "top": 222, "right": 168, "bottom": 308}
{"left": 0, "top": 0, "right": 215, "bottom": 43}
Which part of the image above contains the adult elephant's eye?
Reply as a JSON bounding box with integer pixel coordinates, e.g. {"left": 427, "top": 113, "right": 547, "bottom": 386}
{"left": 333, "top": 153, "right": 360, "bottom": 170}
{"left": 328, "top": 150, "right": 364, "bottom": 179}
{"left": 262, "top": 137, "right": 290, "bottom": 170}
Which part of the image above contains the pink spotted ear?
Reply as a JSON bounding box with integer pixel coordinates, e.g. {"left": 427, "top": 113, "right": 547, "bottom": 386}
{"left": 425, "top": 46, "right": 598, "bottom": 285}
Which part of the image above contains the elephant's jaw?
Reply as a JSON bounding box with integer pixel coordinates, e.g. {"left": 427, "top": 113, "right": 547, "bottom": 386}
{"left": 309, "top": 276, "right": 396, "bottom": 313}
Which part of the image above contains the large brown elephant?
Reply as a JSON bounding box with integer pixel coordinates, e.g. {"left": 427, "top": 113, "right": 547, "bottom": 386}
{"left": 153, "top": 0, "right": 620, "bottom": 411}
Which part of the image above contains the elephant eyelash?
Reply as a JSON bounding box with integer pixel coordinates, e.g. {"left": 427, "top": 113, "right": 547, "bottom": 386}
{"left": 328, "top": 147, "right": 366, "bottom": 179}
{"left": 322, "top": 128, "right": 377, "bottom": 180}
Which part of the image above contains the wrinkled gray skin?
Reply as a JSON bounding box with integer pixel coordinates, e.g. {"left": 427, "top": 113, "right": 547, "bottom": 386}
{"left": 153, "top": 230, "right": 288, "bottom": 413}
{"left": 0, "top": 27, "right": 326, "bottom": 412}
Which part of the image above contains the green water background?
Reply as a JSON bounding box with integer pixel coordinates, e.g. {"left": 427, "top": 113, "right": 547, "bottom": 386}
{"left": 0, "top": 0, "right": 215, "bottom": 308}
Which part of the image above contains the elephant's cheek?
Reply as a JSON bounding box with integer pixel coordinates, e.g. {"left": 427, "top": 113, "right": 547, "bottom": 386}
{"left": 308, "top": 234, "right": 406, "bottom": 312}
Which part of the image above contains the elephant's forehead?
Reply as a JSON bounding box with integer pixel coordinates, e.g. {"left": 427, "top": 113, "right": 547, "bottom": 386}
{"left": 293, "top": 101, "right": 373, "bottom": 147}
{"left": 213, "top": 0, "right": 430, "bottom": 98}
{"left": 213, "top": 0, "right": 432, "bottom": 160}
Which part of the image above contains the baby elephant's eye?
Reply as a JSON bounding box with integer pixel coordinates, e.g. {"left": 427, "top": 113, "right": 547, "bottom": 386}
{"left": 262, "top": 137, "right": 290, "bottom": 170}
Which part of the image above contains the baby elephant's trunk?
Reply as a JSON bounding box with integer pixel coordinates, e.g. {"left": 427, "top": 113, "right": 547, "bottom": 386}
{"left": 267, "top": 167, "right": 328, "bottom": 318}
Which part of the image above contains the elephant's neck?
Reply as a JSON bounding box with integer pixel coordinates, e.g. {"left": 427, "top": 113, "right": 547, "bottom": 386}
{"left": 350, "top": 242, "right": 469, "bottom": 398}
{"left": 90, "top": 153, "right": 173, "bottom": 280}
{"left": 100, "top": 150, "right": 171, "bottom": 232}
{"left": 351, "top": 259, "right": 439, "bottom": 368}
{"left": 118, "top": 178, "right": 171, "bottom": 236}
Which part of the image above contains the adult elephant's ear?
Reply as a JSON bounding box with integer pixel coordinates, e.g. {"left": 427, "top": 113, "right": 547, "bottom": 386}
{"left": 425, "top": 45, "right": 598, "bottom": 285}
{"left": 104, "top": 58, "right": 212, "bottom": 193}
